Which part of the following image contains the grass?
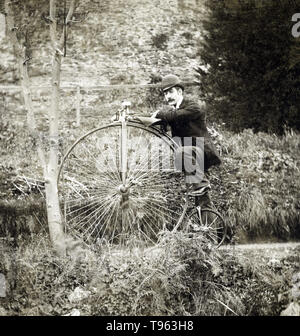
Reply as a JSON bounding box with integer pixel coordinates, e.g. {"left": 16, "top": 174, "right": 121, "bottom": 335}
{"left": 207, "top": 124, "right": 300, "bottom": 243}
{"left": 0, "top": 231, "right": 242, "bottom": 316}
{"left": 0, "top": 231, "right": 299, "bottom": 316}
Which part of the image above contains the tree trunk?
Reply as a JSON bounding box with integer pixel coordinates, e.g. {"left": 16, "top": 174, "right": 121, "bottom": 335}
{"left": 4, "top": 0, "right": 77, "bottom": 256}
{"left": 45, "top": 171, "right": 65, "bottom": 255}
{"left": 47, "top": 0, "right": 66, "bottom": 255}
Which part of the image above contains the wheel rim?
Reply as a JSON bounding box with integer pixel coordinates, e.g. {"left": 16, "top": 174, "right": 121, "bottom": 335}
{"left": 187, "top": 208, "right": 227, "bottom": 248}
{"left": 58, "top": 122, "right": 184, "bottom": 246}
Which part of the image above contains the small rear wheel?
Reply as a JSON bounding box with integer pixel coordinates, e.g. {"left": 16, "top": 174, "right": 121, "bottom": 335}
{"left": 186, "top": 207, "right": 227, "bottom": 248}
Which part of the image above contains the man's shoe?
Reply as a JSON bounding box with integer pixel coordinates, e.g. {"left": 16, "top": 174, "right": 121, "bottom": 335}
{"left": 188, "top": 183, "right": 211, "bottom": 196}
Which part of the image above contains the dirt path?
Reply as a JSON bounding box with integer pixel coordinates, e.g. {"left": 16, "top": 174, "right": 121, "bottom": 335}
{"left": 222, "top": 242, "right": 300, "bottom": 250}
{"left": 220, "top": 242, "right": 300, "bottom": 260}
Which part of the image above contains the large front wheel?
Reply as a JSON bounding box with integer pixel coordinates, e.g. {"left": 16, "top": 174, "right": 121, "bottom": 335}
{"left": 57, "top": 121, "right": 184, "bottom": 246}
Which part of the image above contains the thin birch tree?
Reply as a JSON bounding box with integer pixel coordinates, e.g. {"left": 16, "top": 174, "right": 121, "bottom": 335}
{"left": 4, "top": 0, "right": 77, "bottom": 255}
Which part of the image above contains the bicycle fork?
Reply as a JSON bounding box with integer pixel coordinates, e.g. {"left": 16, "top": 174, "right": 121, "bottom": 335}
{"left": 118, "top": 104, "right": 130, "bottom": 211}
{"left": 172, "top": 195, "right": 190, "bottom": 232}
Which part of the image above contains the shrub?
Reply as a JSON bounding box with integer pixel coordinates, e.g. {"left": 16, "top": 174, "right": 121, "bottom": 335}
{"left": 0, "top": 231, "right": 244, "bottom": 316}
{"left": 208, "top": 125, "right": 300, "bottom": 242}
{"left": 1, "top": 232, "right": 299, "bottom": 316}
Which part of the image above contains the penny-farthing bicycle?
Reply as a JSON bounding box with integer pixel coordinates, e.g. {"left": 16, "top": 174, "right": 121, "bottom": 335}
{"left": 57, "top": 102, "right": 227, "bottom": 248}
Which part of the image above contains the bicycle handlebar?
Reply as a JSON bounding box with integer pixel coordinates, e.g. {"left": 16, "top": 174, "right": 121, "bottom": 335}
{"left": 130, "top": 115, "right": 162, "bottom": 127}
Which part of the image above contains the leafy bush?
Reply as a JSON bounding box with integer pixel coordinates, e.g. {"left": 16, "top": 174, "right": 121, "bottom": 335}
{"left": 89, "top": 230, "right": 242, "bottom": 316}
{"left": 2, "top": 233, "right": 299, "bottom": 316}
{"left": 217, "top": 246, "right": 300, "bottom": 316}
{"left": 0, "top": 234, "right": 97, "bottom": 315}
{"left": 208, "top": 125, "right": 300, "bottom": 242}
{"left": 0, "top": 231, "right": 245, "bottom": 316}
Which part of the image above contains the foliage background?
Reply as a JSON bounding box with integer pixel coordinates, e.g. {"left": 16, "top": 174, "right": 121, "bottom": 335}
{"left": 196, "top": 0, "right": 300, "bottom": 134}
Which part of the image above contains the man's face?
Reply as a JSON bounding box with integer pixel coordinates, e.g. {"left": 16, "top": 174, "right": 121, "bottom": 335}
{"left": 163, "top": 87, "right": 182, "bottom": 107}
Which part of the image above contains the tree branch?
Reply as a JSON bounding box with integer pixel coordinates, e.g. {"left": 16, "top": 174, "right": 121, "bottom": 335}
{"left": 49, "top": 0, "right": 58, "bottom": 50}
{"left": 59, "top": 0, "right": 77, "bottom": 49}
{"left": 4, "top": 0, "right": 46, "bottom": 168}
{"left": 65, "top": 0, "right": 76, "bottom": 24}
{"left": 49, "top": 0, "right": 56, "bottom": 23}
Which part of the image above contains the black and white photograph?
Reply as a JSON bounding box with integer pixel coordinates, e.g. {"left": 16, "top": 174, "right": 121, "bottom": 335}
{"left": 0, "top": 0, "right": 300, "bottom": 320}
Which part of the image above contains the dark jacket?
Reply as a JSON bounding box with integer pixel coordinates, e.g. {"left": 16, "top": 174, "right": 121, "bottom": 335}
{"left": 156, "top": 98, "right": 221, "bottom": 171}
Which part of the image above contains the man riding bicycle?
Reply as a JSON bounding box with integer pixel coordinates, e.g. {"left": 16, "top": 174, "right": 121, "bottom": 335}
{"left": 152, "top": 74, "right": 221, "bottom": 207}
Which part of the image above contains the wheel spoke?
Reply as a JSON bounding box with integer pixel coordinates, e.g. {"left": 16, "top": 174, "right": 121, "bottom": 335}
{"left": 188, "top": 208, "right": 226, "bottom": 247}
{"left": 58, "top": 123, "right": 183, "bottom": 246}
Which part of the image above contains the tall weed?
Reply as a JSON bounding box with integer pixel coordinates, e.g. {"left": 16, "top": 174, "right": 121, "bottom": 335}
{"left": 209, "top": 125, "right": 300, "bottom": 242}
